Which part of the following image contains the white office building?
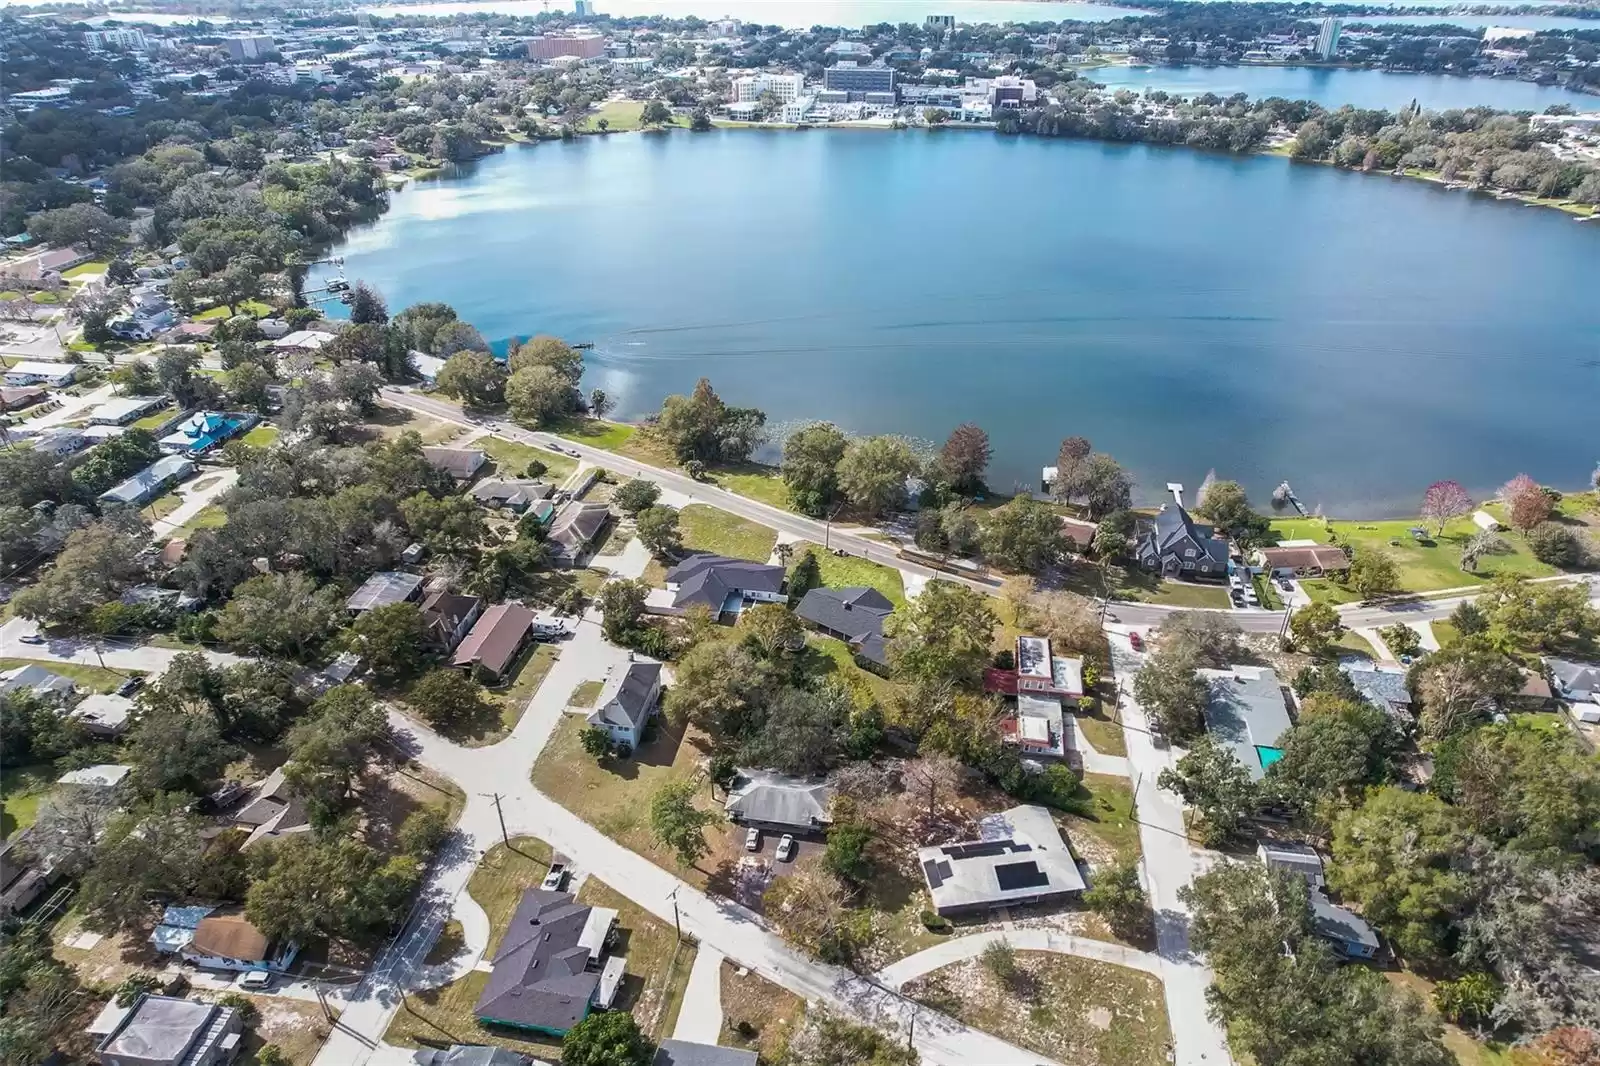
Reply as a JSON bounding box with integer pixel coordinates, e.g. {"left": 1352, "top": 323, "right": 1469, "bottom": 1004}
{"left": 84, "top": 29, "right": 150, "bottom": 51}
{"left": 733, "top": 72, "right": 805, "bottom": 103}
{"left": 1315, "top": 17, "right": 1342, "bottom": 59}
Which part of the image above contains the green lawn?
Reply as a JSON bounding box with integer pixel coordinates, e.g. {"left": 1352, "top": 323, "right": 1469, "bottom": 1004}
{"left": 712, "top": 464, "right": 791, "bottom": 510}
{"left": 1062, "top": 772, "right": 1140, "bottom": 865}
{"left": 678, "top": 504, "right": 778, "bottom": 561}
{"left": 142, "top": 491, "right": 184, "bottom": 523}
{"left": 788, "top": 541, "right": 906, "bottom": 607}
{"left": 194, "top": 299, "right": 273, "bottom": 320}
{"left": 552, "top": 417, "right": 637, "bottom": 451}
{"left": 1269, "top": 515, "right": 1562, "bottom": 598}
{"left": 240, "top": 424, "right": 278, "bottom": 448}
{"left": 0, "top": 290, "right": 21, "bottom": 301}
{"left": 412, "top": 643, "right": 559, "bottom": 748}
{"left": 61, "top": 261, "right": 109, "bottom": 279}
{"left": 1430, "top": 620, "right": 1461, "bottom": 648}
{"left": 130, "top": 404, "right": 177, "bottom": 431}
{"left": 1, "top": 764, "right": 56, "bottom": 840}
{"left": 804, "top": 634, "right": 898, "bottom": 707}
{"left": 581, "top": 100, "right": 688, "bottom": 132}
{"left": 478, "top": 435, "right": 576, "bottom": 482}
{"left": 29, "top": 290, "right": 61, "bottom": 304}
{"left": 0, "top": 658, "right": 137, "bottom": 693}
{"left": 176, "top": 504, "right": 227, "bottom": 538}
{"left": 1058, "top": 562, "right": 1231, "bottom": 608}
{"left": 568, "top": 679, "right": 603, "bottom": 708}
{"left": 1334, "top": 630, "right": 1378, "bottom": 659}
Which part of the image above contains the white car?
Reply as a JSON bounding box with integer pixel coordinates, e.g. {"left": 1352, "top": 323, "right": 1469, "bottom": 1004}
{"left": 237, "top": 970, "right": 273, "bottom": 990}
{"left": 776, "top": 835, "right": 796, "bottom": 863}
{"left": 744, "top": 827, "right": 761, "bottom": 852}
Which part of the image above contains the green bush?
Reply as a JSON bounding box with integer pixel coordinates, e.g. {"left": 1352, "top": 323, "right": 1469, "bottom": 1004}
{"left": 920, "top": 909, "right": 952, "bottom": 933}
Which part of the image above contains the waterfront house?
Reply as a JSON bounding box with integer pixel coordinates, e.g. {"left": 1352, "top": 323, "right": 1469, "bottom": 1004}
{"left": 1135, "top": 485, "right": 1228, "bottom": 580}
{"left": 585, "top": 661, "right": 663, "bottom": 752}
{"left": 1201, "top": 667, "right": 1292, "bottom": 781}
{"left": 917, "top": 804, "right": 1086, "bottom": 917}
{"left": 795, "top": 586, "right": 893, "bottom": 667}
{"left": 269, "top": 329, "right": 336, "bottom": 354}
{"left": 1256, "top": 544, "right": 1350, "bottom": 577}
{"left": 473, "top": 889, "right": 617, "bottom": 1036}
{"left": 646, "top": 553, "right": 785, "bottom": 620}
{"left": 724, "top": 770, "right": 833, "bottom": 836}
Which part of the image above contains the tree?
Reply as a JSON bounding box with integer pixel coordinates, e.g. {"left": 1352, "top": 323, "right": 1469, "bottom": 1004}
{"left": 652, "top": 378, "right": 765, "bottom": 464}
{"left": 640, "top": 99, "right": 673, "bottom": 126}
{"left": 348, "top": 282, "right": 388, "bottom": 325}
{"left": 509, "top": 335, "right": 582, "bottom": 382}
{"left": 344, "top": 602, "right": 427, "bottom": 683}
{"left": 1433, "top": 973, "right": 1501, "bottom": 1029}
{"left": 561, "top": 1010, "right": 653, "bottom": 1066}
{"left": 1092, "top": 511, "right": 1133, "bottom": 560}
{"left": 1132, "top": 646, "right": 1208, "bottom": 740}
{"left": 1158, "top": 735, "right": 1258, "bottom": 846}
{"left": 397, "top": 806, "right": 451, "bottom": 859}
{"left": 433, "top": 350, "right": 506, "bottom": 408}
{"left": 1511, "top": 1028, "right": 1600, "bottom": 1066}
{"left": 1480, "top": 576, "right": 1598, "bottom": 654}
{"left": 1420, "top": 480, "right": 1473, "bottom": 534}
{"left": 213, "top": 572, "right": 344, "bottom": 658}
{"left": 904, "top": 754, "right": 963, "bottom": 816}
{"left": 1460, "top": 529, "right": 1507, "bottom": 572}
{"left": 836, "top": 435, "right": 918, "bottom": 517}
{"left": 1328, "top": 787, "right": 1473, "bottom": 965}
{"left": 331, "top": 361, "right": 385, "bottom": 412}
{"left": 690, "top": 108, "right": 713, "bottom": 131}
{"left": 126, "top": 705, "right": 236, "bottom": 795}
{"left": 665, "top": 639, "right": 770, "bottom": 738}
{"left": 27, "top": 202, "right": 127, "bottom": 252}
{"left": 1, "top": 691, "right": 88, "bottom": 770}
{"left": 223, "top": 361, "right": 273, "bottom": 412}
{"left": 823, "top": 814, "right": 872, "bottom": 883}
{"left": 650, "top": 778, "right": 718, "bottom": 866}
{"left": 246, "top": 835, "right": 416, "bottom": 945}
{"left": 635, "top": 505, "right": 681, "bottom": 558}
{"left": 408, "top": 668, "right": 491, "bottom": 727}
{"left": 1348, "top": 549, "right": 1399, "bottom": 599}
{"left": 1194, "top": 480, "right": 1270, "bottom": 546}
{"left": 597, "top": 579, "right": 650, "bottom": 643}
{"left": 1052, "top": 436, "right": 1093, "bottom": 502}
{"left": 781, "top": 422, "right": 848, "bottom": 516}
{"left": 1160, "top": 610, "right": 1245, "bottom": 668}
{"left": 1083, "top": 858, "right": 1149, "bottom": 939}
{"left": 588, "top": 388, "right": 613, "bottom": 419}
{"left": 614, "top": 479, "right": 661, "bottom": 515}
{"left": 938, "top": 422, "right": 991, "bottom": 494}
{"left": 1450, "top": 598, "right": 1488, "bottom": 635}
{"left": 283, "top": 685, "right": 390, "bottom": 823}
{"left": 1267, "top": 697, "right": 1400, "bottom": 819}
{"left": 1526, "top": 522, "right": 1582, "bottom": 567}
{"left": 79, "top": 794, "right": 209, "bottom": 931}
{"left": 1443, "top": 720, "right": 1600, "bottom": 854}
{"left": 580, "top": 725, "right": 612, "bottom": 759}
{"left": 979, "top": 496, "right": 1066, "bottom": 573}
{"left": 1080, "top": 453, "right": 1133, "bottom": 518}
{"left": 1378, "top": 622, "right": 1422, "bottom": 659}
{"left": 506, "top": 364, "right": 574, "bottom": 425}
{"left": 11, "top": 518, "right": 149, "bottom": 629}
{"left": 788, "top": 549, "right": 822, "bottom": 603}
{"left": 1415, "top": 638, "right": 1520, "bottom": 741}
{"left": 1289, "top": 601, "right": 1344, "bottom": 655}
{"left": 1501, "top": 473, "right": 1551, "bottom": 533}
{"left": 740, "top": 684, "right": 850, "bottom": 776}
{"left": 401, "top": 491, "right": 490, "bottom": 563}
{"left": 886, "top": 581, "right": 996, "bottom": 689}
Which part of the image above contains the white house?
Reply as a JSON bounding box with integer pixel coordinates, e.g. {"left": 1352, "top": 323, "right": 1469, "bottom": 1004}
{"left": 586, "top": 661, "right": 662, "bottom": 752}
{"left": 4, "top": 361, "right": 77, "bottom": 387}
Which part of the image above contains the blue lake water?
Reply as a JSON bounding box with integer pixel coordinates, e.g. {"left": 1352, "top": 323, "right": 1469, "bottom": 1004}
{"left": 1084, "top": 64, "right": 1600, "bottom": 111}
{"left": 313, "top": 130, "right": 1600, "bottom": 517}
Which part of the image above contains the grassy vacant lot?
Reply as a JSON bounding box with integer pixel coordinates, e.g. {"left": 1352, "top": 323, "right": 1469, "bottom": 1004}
{"left": 1062, "top": 772, "right": 1140, "bottom": 866}
{"left": 143, "top": 490, "right": 184, "bottom": 523}
{"left": 789, "top": 541, "right": 906, "bottom": 606}
{"left": 581, "top": 100, "right": 689, "bottom": 132}
{"left": 240, "top": 424, "right": 278, "bottom": 448}
{"left": 679, "top": 504, "right": 778, "bottom": 561}
{"left": 1269, "top": 515, "right": 1565, "bottom": 602}
{"left": 568, "top": 679, "right": 603, "bottom": 708}
{"left": 712, "top": 464, "right": 791, "bottom": 510}
{"left": 721, "top": 960, "right": 806, "bottom": 1062}
{"left": 1, "top": 764, "right": 55, "bottom": 839}
{"left": 1059, "top": 562, "right": 1231, "bottom": 609}
{"left": 386, "top": 836, "right": 693, "bottom": 1054}
{"left": 907, "top": 951, "right": 1171, "bottom": 1066}
{"left": 531, "top": 715, "right": 719, "bottom": 885}
{"left": 194, "top": 299, "right": 273, "bottom": 320}
{"left": 552, "top": 417, "right": 637, "bottom": 452}
{"left": 0, "top": 658, "right": 135, "bottom": 693}
{"left": 61, "top": 261, "right": 108, "bottom": 279}
{"left": 130, "top": 404, "right": 177, "bottom": 431}
{"left": 367, "top": 403, "right": 463, "bottom": 445}
{"left": 479, "top": 435, "right": 577, "bottom": 482}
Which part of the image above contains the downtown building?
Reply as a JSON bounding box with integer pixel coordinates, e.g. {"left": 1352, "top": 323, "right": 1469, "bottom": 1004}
{"left": 823, "top": 61, "right": 897, "bottom": 103}
{"left": 732, "top": 72, "right": 805, "bottom": 103}
{"left": 527, "top": 33, "right": 606, "bottom": 61}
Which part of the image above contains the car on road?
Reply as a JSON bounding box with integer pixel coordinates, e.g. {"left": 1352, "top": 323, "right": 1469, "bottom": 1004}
{"left": 776, "top": 835, "right": 796, "bottom": 862}
{"left": 744, "top": 827, "right": 761, "bottom": 852}
{"left": 1128, "top": 631, "right": 1143, "bottom": 652}
{"left": 237, "top": 970, "right": 273, "bottom": 990}
{"left": 19, "top": 634, "right": 45, "bottom": 645}
{"left": 114, "top": 676, "right": 144, "bottom": 697}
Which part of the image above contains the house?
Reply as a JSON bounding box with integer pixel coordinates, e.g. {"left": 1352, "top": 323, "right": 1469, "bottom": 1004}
{"left": 917, "top": 804, "right": 1087, "bottom": 917}
{"left": 1058, "top": 515, "right": 1099, "bottom": 552}
{"left": 182, "top": 909, "right": 299, "bottom": 973}
{"left": 0, "top": 385, "right": 46, "bottom": 411}
{"left": 1201, "top": 667, "right": 1292, "bottom": 781}
{"left": 82, "top": 423, "right": 129, "bottom": 444}
{"left": 470, "top": 478, "right": 554, "bottom": 512}
{"left": 409, "top": 351, "right": 446, "bottom": 383}
{"left": 724, "top": 770, "right": 833, "bottom": 835}
{"left": 1341, "top": 664, "right": 1413, "bottom": 721}
{"left": 346, "top": 570, "right": 425, "bottom": 613}
{"left": 547, "top": 502, "right": 612, "bottom": 564}
{"left": 3, "top": 360, "right": 78, "bottom": 386}
{"left": 0, "top": 833, "right": 58, "bottom": 917}
{"left": 1135, "top": 486, "right": 1228, "bottom": 580}
{"left": 89, "top": 395, "right": 168, "bottom": 426}
{"left": 422, "top": 590, "right": 482, "bottom": 651}
{"left": 99, "top": 455, "right": 197, "bottom": 506}
{"left": 1256, "top": 544, "right": 1350, "bottom": 577}
{"left": 158, "top": 411, "right": 252, "bottom": 456}
{"left": 653, "top": 1041, "right": 758, "bottom": 1066}
{"left": 95, "top": 994, "right": 244, "bottom": 1066}
{"left": 795, "top": 586, "right": 893, "bottom": 666}
{"left": 400, "top": 1048, "right": 536, "bottom": 1066}
{"left": 150, "top": 903, "right": 220, "bottom": 955}
{"left": 29, "top": 427, "right": 87, "bottom": 457}
{"left": 983, "top": 636, "right": 1084, "bottom": 758}
{"left": 1257, "top": 842, "right": 1380, "bottom": 960}
{"left": 0, "top": 663, "right": 76, "bottom": 700}
{"left": 451, "top": 602, "right": 535, "bottom": 682}
{"left": 1548, "top": 657, "right": 1600, "bottom": 723}
{"left": 72, "top": 692, "right": 135, "bottom": 737}
{"left": 269, "top": 329, "right": 336, "bottom": 353}
{"left": 647, "top": 553, "right": 785, "bottom": 619}
{"left": 234, "top": 766, "right": 312, "bottom": 849}
{"left": 423, "top": 446, "right": 487, "bottom": 482}
{"left": 474, "top": 889, "right": 617, "bottom": 1036}
{"left": 58, "top": 764, "right": 132, "bottom": 788}
{"left": 585, "top": 661, "right": 662, "bottom": 752}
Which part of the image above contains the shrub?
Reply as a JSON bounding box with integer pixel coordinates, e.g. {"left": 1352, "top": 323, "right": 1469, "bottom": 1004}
{"left": 920, "top": 909, "right": 951, "bottom": 932}
{"left": 217, "top": 992, "right": 259, "bottom": 1027}
{"left": 257, "top": 1047, "right": 289, "bottom": 1066}
{"left": 981, "top": 939, "right": 1018, "bottom": 983}
{"left": 397, "top": 806, "right": 451, "bottom": 858}
{"left": 1434, "top": 972, "right": 1501, "bottom": 1028}
{"left": 115, "top": 973, "right": 161, "bottom": 1007}
{"left": 1526, "top": 521, "right": 1582, "bottom": 567}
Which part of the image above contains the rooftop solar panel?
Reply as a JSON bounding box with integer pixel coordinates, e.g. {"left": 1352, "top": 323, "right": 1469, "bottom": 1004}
{"left": 994, "top": 860, "right": 1050, "bottom": 892}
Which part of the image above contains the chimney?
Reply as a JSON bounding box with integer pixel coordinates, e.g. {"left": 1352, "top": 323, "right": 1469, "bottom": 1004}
{"left": 1166, "top": 482, "right": 1185, "bottom": 508}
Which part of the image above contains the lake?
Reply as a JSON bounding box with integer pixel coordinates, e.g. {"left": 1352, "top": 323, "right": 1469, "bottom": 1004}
{"left": 312, "top": 130, "right": 1600, "bottom": 518}
{"left": 1084, "top": 64, "right": 1600, "bottom": 111}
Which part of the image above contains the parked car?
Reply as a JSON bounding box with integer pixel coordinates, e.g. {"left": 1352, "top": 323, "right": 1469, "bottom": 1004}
{"left": 776, "top": 835, "right": 796, "bottom": 862}
{"left": 237, "top": 970, "right": 273, "bottom": 990}
{"left": 19, "top": 634, "right": 44, "bottom": 645}
{"left": 1278, "top": 578, "right": 1294, "bottom": 592}
{"left": 114, "top": 676, "right": 144, "bottom": 697}
{"left": 744, "top": 827, "right": 761, "bottom": 852}
{"left": 542, "top": 857, "right": 569, "bottom": 892}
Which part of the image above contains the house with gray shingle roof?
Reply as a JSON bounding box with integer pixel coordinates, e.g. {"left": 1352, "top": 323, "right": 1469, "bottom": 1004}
{"left": 647, "top": 553, "right": 785, "bottom": 620}
{"left": 473, "top": 889, "right": 616, "bottom": 1036}
{"left": 724, "top": 771, "right": 832, "bottom": 836}
{"left": 1201, "top": 667, "right": 1292, "bottom": 781}
{"left": 1136, "top": 487, "right": 1228, "bottom": 580}
{"left": 795, "top": 586, "right": 893, "bottom": 666}
{"left": 1341, "top": 664, "right": 1413, "bottom": 721}
{"left": 586, "top": 661, "right": 662, "bottom": 752}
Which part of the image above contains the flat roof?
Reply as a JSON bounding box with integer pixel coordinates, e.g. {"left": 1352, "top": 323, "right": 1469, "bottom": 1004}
{"left": 1016, "top": 635, "right": 1052, "bottom": 679}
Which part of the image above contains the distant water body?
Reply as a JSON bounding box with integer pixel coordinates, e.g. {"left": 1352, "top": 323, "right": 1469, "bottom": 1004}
{"left": 1086, "top": 64, "right": 1600, "bottom": 110}
{"left": 312, "top": 131, "right": 1600, "bottom": 517}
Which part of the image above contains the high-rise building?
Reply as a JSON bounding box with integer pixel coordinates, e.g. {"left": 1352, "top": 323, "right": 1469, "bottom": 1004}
{"left": 823, "top": 61, "right": 896, "bottom": 102}
{"left": 574, "top": 0, "right": 595, "bottom": 16}
{"left": 926, "top": 15, "right": 955, "bottom": 30}
{"left": 527, "top": 33, "right": 606, "bottom": 60}
{"left": 223, "top": 35, "right": 275, "bottom": 60}
{"left": 84, "top": 28, "right": 150, "bottom": 51}
{"left": 732, "top": 72, "right": 805, "bottom": 103}
{"left": 1315, "top": 17, "right": 1342, "bottom": 60}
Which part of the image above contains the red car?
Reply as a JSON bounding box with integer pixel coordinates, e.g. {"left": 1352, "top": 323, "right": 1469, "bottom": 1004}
{"left": 1128, "top": 631, "right": 1144, "bottom": 652}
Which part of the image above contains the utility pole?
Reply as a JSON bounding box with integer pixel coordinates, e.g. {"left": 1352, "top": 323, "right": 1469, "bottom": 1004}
{"left": 824, "top": 501, "right": 845, "bottom": 551}
{"left": 482, "top": 792, "right": 509, "bottom": 846}
{"left": 668, "top": 886, "right": 682, "bottom": 942}
{"left": 906, "top": 1002, "right": 918, "bottom": 1051}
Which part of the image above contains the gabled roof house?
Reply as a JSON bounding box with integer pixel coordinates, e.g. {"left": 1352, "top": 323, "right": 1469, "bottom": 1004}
{"left": 1136, "top": 485, "right": 1228, "bottom": 580}
{"left": 724, "top": 771, "right": 833, "bottom": 835}
{"left": 474, "top": 889, "right": 616, "bottom": 1036}
{"left": 647, "top": 553, "right": 785, "bottom": 619}
{"left": 586, "top": 661, "right": 662, "bottom": 752}
{"left": 795, "top": 586, "right": 893, "bottom": 666}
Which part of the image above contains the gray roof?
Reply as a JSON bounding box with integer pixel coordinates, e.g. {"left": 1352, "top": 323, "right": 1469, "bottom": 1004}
{"left": 1548, "top": 657, "right": 1600, "bottom": 697}
{"left": 1341, "top": 665, "right": 1413, "bottom": 714}
{"left": 665, "top": 553, "right": 785, "bottom": 611}
{"left": 475, "top": 889, "right": 601, "bottom": 1033}
{"left": 725, "top": 770, "right": 832, "bottom": 830}
{"left": 1258, "top": 842, "right": 1325, "bottom": 887}
{"left": 98, "top": 995, "right": 233, "bottom": 1065}
{"left": 591, "top": 662, "right": 662, "bottom": 731}
{"left": 0, "top": 663, "right": 75, "bottom": 699}
{"left": 918, "top": 804, "right": 1087, "bottom": 913}
{"left": 1202, "top": 668, "right": 1292, "bottom": 781}
{"left": 653, "top": 1041, "right": 759, "bottom": 1066}
{"left": 1138, "top": 503, "right": 1228, "bottom": 567}
{"left": 470, "top": 478, "right": 553, "bottom": 509}
{"left": 1310, "top": 889, "right": 1380, "bottom": 952}
{"left": 98, "top": 454, "right": 195, "bottom": 505}
{"left": 549, "top": 502, "right": 611, "bottom": 559}
{"left": 346, "top": 571, "right": 424, "bottom": 612}
{"left": 795, "top": 586, "right": 893, "bottom": 665}
{"left": 422, "top": 446, "right": 486, "bottom": 479}
{"left": 412, "top": 1047, "right": 532, "bottom": 1066}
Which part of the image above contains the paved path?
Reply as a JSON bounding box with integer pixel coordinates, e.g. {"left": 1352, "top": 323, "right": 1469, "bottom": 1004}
{"left": 149, "top": 466, "right": 238, "bottom": 543}
{"left": 673, "top": 946, "right": 726, "bottom": 1045}
{"left": 1064, "top": 714, "right": 1130, "bottom": 777}
{"left": 877, "top": 925, "right": 1163, "bottom": 989}
{"left": 0, "top": 618, "right": 245, "bottom": 672}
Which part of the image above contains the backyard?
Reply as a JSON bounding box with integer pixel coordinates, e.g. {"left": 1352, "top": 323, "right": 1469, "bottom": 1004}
{"left": 788, "top": 541, "right": 906, "bottom": 606}
{"left": 679, "top": 504, "right": 778, "bottom": 562}
{"left": 1, "top": 764, "right": 54, "bottom": 839}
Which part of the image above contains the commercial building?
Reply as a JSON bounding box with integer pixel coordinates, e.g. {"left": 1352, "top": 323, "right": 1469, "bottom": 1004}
{"left": 986, "top": 75, "right": 1039, "bottom": 108}
{"left": 1315, "top": 17, "right": 1342, "bottom": 59}
{"left": 85, "top": 28, "right": 150, "bottom": 51}
{"left": 926, "top": 14, "right": 955, "bottom": 30}
{"left": 527, "top": 34, "right": 606, "bottom": 61}
{"left": 224, "top": 34, "right": 276, "bottom": 60}
{"left": 732, "top": 72, "right": 805, "bottom": 103}
{"left": 918, "top": 804, "right": 1087, "bottom": 917}
{"left": 95, "top": 994, "right": 243, "bottom": 1066}
{"left": 823, "top": 61, "right": 896, "bottom": 102}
